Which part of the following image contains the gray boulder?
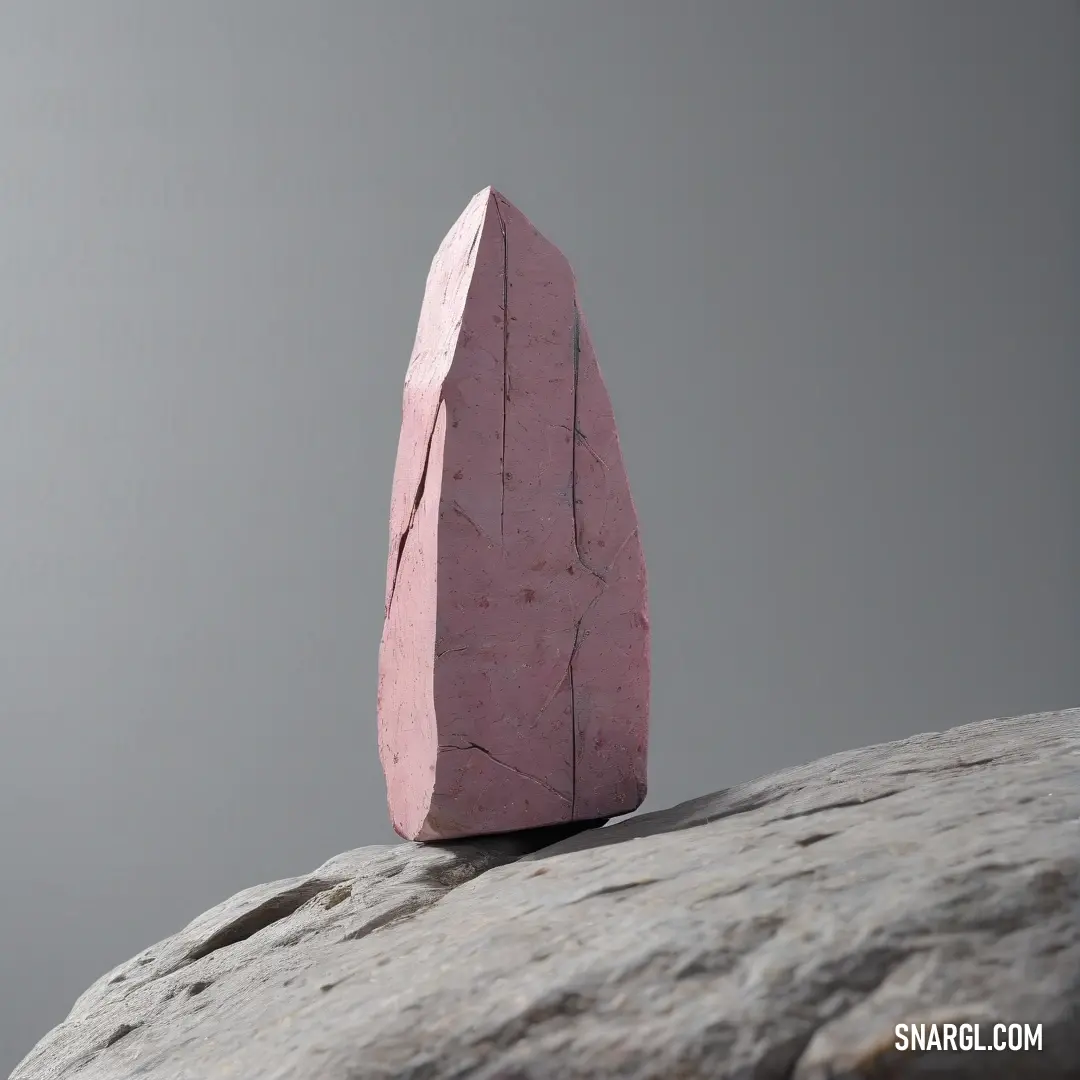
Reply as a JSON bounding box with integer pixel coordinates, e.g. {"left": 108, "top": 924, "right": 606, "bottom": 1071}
{"left": 11, "top": 707, "right": 1080, "bottom": 1079}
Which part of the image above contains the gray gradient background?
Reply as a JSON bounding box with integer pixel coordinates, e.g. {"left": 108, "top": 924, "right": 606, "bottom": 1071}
{"left": 2, "top": 1, "right": 1078, "bottom": 1071}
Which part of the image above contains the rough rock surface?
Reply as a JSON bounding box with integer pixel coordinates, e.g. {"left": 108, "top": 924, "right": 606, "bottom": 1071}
{"left": 13, "top": 708, "right": 1080, "bottom": 1080}
{"left": 378, "top": 186, "right": 649, "bottom": 842}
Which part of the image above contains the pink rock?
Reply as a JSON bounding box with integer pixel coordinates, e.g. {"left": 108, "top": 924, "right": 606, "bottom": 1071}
{"left": 377, "top": 188, "right": 649, "bottom": 842}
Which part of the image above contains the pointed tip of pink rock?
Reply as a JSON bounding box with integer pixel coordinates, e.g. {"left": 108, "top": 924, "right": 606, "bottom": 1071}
{"left": 378, "top": 191, "right": 649, "bottom": 842}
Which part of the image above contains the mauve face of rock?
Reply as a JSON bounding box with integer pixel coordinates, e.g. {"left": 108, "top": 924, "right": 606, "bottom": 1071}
{"left": 378, "top": 187, "right": 649, "bottom": 842}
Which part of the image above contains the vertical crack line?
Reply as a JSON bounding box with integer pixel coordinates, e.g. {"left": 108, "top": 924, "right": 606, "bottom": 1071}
{"left": 562, "top": 586, "right": 603, "bottom": 820}
{"left": 493, "top": 195, "right": 509, "bottom": 545}
{"left": 569, "top": 305, "right": 582, "bottom": 818}
{"left": 566, "top": 311, "right": 607, "bottom": 584}
{"left": 569, "top": 662, "right": 577, "bottom": 819}
{"left": 570, "top": 305, "right": 581, "bottom": 558}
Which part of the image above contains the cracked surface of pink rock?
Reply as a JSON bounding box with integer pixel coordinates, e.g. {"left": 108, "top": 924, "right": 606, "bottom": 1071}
{"left": 378, "top": 187, "right": 649, "bottom": 841}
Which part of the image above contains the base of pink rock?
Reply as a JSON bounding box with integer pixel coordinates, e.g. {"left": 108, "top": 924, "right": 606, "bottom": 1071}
{"left": 377, "top": 188, "right": 649, "bottom": 841}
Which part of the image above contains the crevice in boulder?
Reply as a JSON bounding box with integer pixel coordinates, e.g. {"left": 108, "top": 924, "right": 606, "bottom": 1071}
{"left": 340, "top": 898, "right": 429, "bottom": 944}
{"left": 776, "top": 789, "right": 901, "bottom": 822}
{"left": 102, "top": 1023, "right": 139, "bottom": 1050}
{"left": 185, "top": 877, "right": 347, "bottom": 962}
{"left": 795, "top": 831, "right": 837, "bottom": 848}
